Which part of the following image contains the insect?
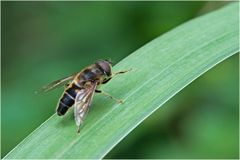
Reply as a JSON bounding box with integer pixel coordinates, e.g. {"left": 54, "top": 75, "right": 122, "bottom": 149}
{"left": 37, "top": 60, "right": 130, "bottom": 133}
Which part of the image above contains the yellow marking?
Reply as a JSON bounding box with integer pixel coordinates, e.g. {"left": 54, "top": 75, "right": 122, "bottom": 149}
{"left": 73, "top": 80, "right": 82, "bottom": 88}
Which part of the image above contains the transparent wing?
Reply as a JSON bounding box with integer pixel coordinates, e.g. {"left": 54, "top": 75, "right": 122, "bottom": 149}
{"left": 74, "top": 82, "right": 97, "bottom": 133}
{"left": 36, "top": 73, "right": 77, "bottom": 93}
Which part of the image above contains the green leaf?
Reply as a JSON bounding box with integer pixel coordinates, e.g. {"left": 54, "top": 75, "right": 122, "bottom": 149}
{"left": 4, "top": 3, "right": 239, "bottom": 159}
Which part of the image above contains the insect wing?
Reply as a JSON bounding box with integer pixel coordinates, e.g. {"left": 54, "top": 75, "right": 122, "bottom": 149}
{"left": 74, "top": 82, "right": 97, "bottom": 133}
{"left": 36, "top": 73, "right": 77, "bottom": 93}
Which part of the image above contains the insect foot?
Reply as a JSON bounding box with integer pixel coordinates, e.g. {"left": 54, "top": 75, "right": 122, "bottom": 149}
{"left": 117, "top": 99, "right": 124, "bottom": 104}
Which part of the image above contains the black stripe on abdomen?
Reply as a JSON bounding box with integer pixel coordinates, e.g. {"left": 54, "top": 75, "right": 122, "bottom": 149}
{"left": 57, "top": 102, "right": 69, "bottom": 116}
{"left": 57, "top": 93, "right": 75, "bottom": 116}
{"left": 61, "top": 93, "right": 75, "bottom": 106}
{"left": 65, "top": 83, "right": 80, "bottom": 98}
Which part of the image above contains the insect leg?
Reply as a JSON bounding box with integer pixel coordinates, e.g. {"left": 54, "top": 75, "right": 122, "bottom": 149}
{"left": 77, "top": 124, "right": 81, "bottom": 133}
{"left": 95, "top": 89, "right": 123, "bottom": 104}
{"left": 102, "top": 77, "right": 112, "bottom": 84}
{"left": 101, "top": 69, "right": 132, "bottom": 85}
{"left": 112, "top": 68, "right": 132, "bottom": 77}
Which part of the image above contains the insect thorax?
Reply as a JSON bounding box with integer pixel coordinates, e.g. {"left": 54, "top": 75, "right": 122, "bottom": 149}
{"left": 75, "top": 64, "right": 107, "bottom": 86}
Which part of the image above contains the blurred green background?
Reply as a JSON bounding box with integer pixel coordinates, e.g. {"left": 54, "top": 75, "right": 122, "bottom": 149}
{"left": 1, "top": 1, "right": 238, "bottom": 158}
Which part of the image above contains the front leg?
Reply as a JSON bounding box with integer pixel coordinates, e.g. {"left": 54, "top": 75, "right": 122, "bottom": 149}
{"left": 95, "top": 89, "right": 123, "bottom": 104}
{"left": 102, "top": 68, "right": 132, "bottom": 84}
{"left": 112, "top": 68, "right": 132, "bottom": 77}
{"left": 102, "top": 77, "right": 112, "bottom": 84}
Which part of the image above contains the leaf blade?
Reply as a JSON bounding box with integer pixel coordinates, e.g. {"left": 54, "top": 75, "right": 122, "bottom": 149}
{"left": 4, "top": 3, "right": 239, "bottom": 159}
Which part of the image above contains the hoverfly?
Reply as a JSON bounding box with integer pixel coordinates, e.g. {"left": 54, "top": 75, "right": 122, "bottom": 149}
{"left": 37, "top": 60, "right": 130, "bottom": 133}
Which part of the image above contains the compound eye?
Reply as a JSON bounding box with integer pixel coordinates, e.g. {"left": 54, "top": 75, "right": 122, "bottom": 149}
{"left": 105, "top": 69, "right": 111, "bottom": 77}
{"left": 96, "top": 60, "right": 112, "bottom": 76}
